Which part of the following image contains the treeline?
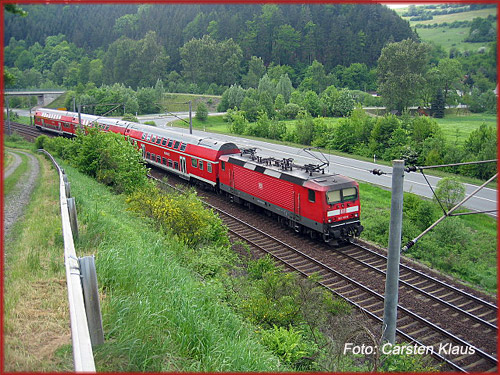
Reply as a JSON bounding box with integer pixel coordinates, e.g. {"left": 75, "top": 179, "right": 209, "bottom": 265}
{"left": 415, "top": 15, "right": 497, "bottom": 30}
{"left": 403, "top": 3, "right": 496, "bottom": 21}
{"left": 4, "top": 3, "right": 412, "bottom": 92}
{"left": 224, "top": 107, "right": 496, "bottom": 181}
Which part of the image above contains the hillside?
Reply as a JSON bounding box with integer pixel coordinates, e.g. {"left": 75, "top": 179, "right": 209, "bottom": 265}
{"left": 396, "top": 4, "right": 496, "bottom": 53}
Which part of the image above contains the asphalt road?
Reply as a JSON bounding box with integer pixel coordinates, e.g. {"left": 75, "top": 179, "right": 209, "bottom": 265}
{"left": 139, "top": 112, "right": 497, "bottom": 218}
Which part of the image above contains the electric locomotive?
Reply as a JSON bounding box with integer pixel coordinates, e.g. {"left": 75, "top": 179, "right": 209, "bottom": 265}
{"left": 218, "top": 148, "right": 363, "bottom": 244}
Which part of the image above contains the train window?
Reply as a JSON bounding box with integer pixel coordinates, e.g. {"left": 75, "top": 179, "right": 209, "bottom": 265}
{"left": 156, "top": 137, "right": 162, "bottom": 145}
{"left": 308, "top": 189, "right": 316, "bottom": 203}
{"left": 162, "top": 157, "right": 167, "bottom": 165}
{"left": 174, "top": 141, "right": 180, "bottom": 149}
{"left": 192, "top": 158, "right": 198, "bottom": 168}
{"left": 105, "top": 125, "right": 110, "bottom": 131}
{"left": 151, "top": 153, "right": 155, "bottom": 160}
{"left": 221, "top": 161, "right": 225, "bottom": 171}
{"left": 207, "top": 163, "right": 212, "bottom": 173}
{"left": 342, "top": 187, "right": 357, "bottom": 201}
{"left": 199, "top": 160, "right": 204, "bottom": 170}
{"left": 156, "top": 155, "right": 161, "bottom": 163}
{"left": 167, "top": 139, "right": 174, "bottom": 148}
{"left": 180, "top": 143, "right": 187, "bottom": 151}
{"left": 162, "top": 138, "right": 168, "bottom": 146}
{"left": 142, "top": 133, "right": 147, "bottom": 140}
{"left": 146, "top": 152, "right": 151, "bottom": 159}
{"left": 168, "top": 159, "right": 173, "bottom": 168}
{"left": 147, "top": 134, "right": 152, "bottom": 141}
{"left": 174, "top": 161, "right": 179, "bottom": 170}
{"left": 151, "top": 135, "right": 157, "bottom": 143}
{"left": 326, "top": 190, "right": 341, "bottom": 205}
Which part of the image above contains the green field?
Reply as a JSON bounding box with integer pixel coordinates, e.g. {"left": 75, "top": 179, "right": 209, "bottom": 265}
{"left": 415, "top": 26, "right": 487, "bottom": 53}
{"left": 435, "top": 113, "right": 497, "bottom": 143}
{"left": 160, "top": 93, "right": 221, "bottom": 113}
{"left": 395, "top": 6, "right": 497, "bottom": 53}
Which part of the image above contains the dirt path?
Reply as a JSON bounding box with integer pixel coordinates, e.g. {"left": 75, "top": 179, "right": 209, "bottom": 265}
{"left": 4, "top": 150, "right": 40, "bottom": 237}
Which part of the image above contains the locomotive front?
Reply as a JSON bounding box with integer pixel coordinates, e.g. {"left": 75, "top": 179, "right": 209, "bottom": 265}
{"left": 306, "top": 176, "right": 364, "bottom": 243}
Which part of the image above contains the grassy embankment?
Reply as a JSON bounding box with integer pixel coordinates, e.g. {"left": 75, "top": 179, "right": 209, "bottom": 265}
{"left": 3, "top": 140, "right": 73, "bottom": 371}
{"left": 3, "top": 137, "right": 285, "bottom": 371}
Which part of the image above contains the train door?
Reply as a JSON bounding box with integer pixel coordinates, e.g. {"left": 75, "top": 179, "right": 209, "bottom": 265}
{"left": 141, "top": 144, "right": 145, "bottom": 158}
{"left": 293, "top": 192, "right": 301, "bottom": 219}
{"left": 179, "top": 156, "right": 187, "bottom": 175}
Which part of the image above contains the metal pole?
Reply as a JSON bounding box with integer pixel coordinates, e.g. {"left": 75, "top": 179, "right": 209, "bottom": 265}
{"left": 189, "top": 100, "right": 193, "bottom": 134}
{"left": 6, "top": 97, "right": 11, "bottom": 135}
{"left": 78, "top": 104, "right": 82, "bottom": 128}
{"left": 382, "top": 159, "right": 405, "bottom": 344}
{"left": 73, "top": 97, "right": 76, "bottom": 113}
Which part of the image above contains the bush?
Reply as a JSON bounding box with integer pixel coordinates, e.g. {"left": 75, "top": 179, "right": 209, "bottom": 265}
{"left": 261, "top": 325, "right": 318, "bottom": 369}
{"left": 282, "top": 103, "right": 301, "bottom": 119}
{"left": 126, "top": 186, "right": 228, "bottom": 248}
{"left": 195, "top": 102, "right": 208, "bottom": 121}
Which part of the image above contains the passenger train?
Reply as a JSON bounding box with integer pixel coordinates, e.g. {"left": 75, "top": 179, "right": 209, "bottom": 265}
{"left": 35, "top": 108, "right": 363, "bottom": 243}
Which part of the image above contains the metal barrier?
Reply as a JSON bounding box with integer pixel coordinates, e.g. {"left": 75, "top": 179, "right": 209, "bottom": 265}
{"left": 38, "top": 150, "right": 97, "bottom": 372}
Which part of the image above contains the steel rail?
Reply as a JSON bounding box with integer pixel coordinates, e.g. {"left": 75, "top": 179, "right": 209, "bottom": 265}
{"left": 351, "top": 239, "right": 498, "bottom": 311}
{"left": 219, "top": 210, "right": 468, "bottom": 372}
{"left": 336, "top": 244, "right": 497, "bottom": 330}
{"left": 148, "top": 173, "right": 498, "bottom": 371}
{"left": 39, "top": 150, "right": 96, "bottom": 372}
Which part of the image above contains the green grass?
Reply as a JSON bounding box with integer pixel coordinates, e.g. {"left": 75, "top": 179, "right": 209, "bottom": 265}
{"left": 408, "top": 8, "right": 497, "bottom": 26}
{"left": 434, "top": 113, "right": 497, "bottom": 144}
{"left": 359, "top": 181, "right": 497, "bottom": 293}
{"left": 396, "top": 7, "right": 497, "bottom": 53}
{"left": 59, "top": 161, "right": 283, "bottom": 372}
{"left": 46, "top": 92, "right": 69, "bottom": 109}
{"left": 415, "top": 26, "right": 484, "bottom": 53}
{"left": 161, "top": 93, "right": 221, "bottom": 113}
{"left": 4, "top": 150, "right": 73, "bottom": 371}
{"left": 4, "top": 149, "right": 29, "bottom": 196}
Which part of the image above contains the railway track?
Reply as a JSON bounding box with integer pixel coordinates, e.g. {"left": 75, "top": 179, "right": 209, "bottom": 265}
{"left": 5, "top": 121, "right": 48, "bottom": 141}
{"left": 149, "top": 171, "right": 497, "bottom": 372}
{"left": 13, "top": 122, "right": 495, "bottom": 372}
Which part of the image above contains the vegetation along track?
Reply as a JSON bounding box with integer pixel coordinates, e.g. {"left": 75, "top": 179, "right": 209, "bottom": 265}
{"left": 150, "top": 169, "right": 497, "bottom": 372}
{"left": 6, "top": 122, "right": 51, "bottom": 142}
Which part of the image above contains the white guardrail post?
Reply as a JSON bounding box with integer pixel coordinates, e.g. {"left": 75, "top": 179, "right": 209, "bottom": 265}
{"left": 39, "top": 150, "right": 96, "bottom": 372}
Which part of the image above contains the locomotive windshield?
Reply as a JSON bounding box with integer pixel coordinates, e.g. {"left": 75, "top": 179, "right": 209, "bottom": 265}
{"left": 327, "top": 187, "right": 358, "bottom": 204}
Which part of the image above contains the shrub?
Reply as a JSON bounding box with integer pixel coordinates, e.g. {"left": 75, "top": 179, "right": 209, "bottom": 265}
{"left": 261, "top": 325, "right": 318, "bottom": 369}
{"left": 195, "top": 102, "right": 208, "bottom": 121}
{"left": 126, "top": 186, "right": 228, "bottom": 248}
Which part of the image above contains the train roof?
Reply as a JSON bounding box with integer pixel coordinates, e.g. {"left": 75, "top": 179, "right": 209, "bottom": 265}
{"left": 36, "top": 108, "right": 238, "bottom": 152}
{"left": 222, "top": 152, "right": 357, "bottom": 191}
{"left": 126, "top": 122, "right": 238, "bottom": 152}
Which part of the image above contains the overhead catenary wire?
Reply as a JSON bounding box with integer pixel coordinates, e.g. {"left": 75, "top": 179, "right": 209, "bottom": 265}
{"left": 402, "top": 172, "right": 498, "bottom": 252}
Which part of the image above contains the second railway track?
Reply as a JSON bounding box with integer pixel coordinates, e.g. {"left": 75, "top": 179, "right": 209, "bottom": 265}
{"left": 150, "top": 170, "right": 497, "bottom": 372}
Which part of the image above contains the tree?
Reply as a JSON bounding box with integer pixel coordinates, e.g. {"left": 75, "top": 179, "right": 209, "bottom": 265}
{"left": 430, "top": 89, "right": 445, "bottom": 118}
{"left": 195, "top": 102, "right": 208, "bottom": 121}
{"left": 377, "top": 39, "right": 431, "bottom": 113}
{"left": 242, "top": 56, "right": 266, "bottom": 88}
{"left": 180, "top": 35, "right": 242, "bottom": 86}
{"left": 434, "top": 177, "right": 466, "bottom": 211}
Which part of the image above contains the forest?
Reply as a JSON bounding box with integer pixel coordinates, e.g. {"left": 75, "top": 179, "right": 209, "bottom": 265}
{"left": 4, "top": 3, "right": 497, "bottom": 180}
{"left": 5, "top": 3, "right": 415, "bottom": 91}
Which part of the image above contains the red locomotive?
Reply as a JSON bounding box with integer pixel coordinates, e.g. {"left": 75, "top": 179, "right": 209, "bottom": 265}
{"left": 34, "top": 108, "right": 363, "bottom": 243}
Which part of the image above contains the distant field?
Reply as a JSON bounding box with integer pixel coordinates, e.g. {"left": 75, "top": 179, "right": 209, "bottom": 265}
{"left": 407, "top": 8, "right": 497, "bottom": 26}
{"left": 434, "top": 113, "right": 497, "bottom": 144}
{"left": 395, "top": 7, "right": 497, "bottom": 53}
{"left": 160, "top": 93, "right": 221, "bottom": 113}
{"left": 415, "top": 26, "right": 487, "bottom": 52}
